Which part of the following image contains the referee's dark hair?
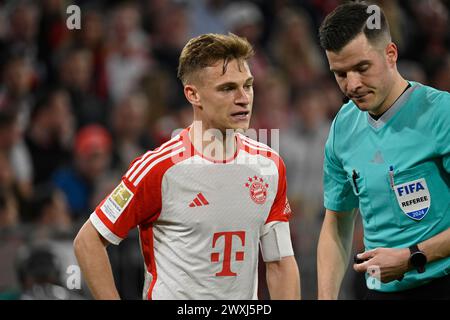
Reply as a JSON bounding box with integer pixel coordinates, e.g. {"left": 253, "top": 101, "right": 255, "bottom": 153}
{"left": 319, "top": 1, "right": 391, "bottom": 52}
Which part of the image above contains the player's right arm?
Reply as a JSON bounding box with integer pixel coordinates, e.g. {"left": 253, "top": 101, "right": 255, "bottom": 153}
{"left": 317, "top": 209, "right": 357, "bottom": 300}
{"left": 74, "top": 220, "right": 120, "bottom": 299}
{"left": 73, "top": 141, "right": 176, "bottom": 299}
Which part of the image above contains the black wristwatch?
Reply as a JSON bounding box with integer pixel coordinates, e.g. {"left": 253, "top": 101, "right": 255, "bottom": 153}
{"left": 409, "top": 244, "right": 427, "bottom": 273}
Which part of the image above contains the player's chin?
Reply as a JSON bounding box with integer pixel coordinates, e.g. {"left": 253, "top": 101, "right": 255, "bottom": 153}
{"left": 229, "top": 123, "right": 250, "bottom": 131}
{"left": 227, "top": 119, "right": 250, "bottom": 131}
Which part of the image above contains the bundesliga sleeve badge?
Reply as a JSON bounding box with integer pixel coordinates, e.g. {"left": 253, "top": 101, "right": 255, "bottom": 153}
{"left": 101, "top": 181, "right": 134, "bottom": 223}
{"left": 393, "top": 178, "right": 431, "bottom": 221}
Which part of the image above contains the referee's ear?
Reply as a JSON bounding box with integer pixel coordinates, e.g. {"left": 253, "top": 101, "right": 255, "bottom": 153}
{"left": 385, "top": 42, "right": 398, "bottom": 67}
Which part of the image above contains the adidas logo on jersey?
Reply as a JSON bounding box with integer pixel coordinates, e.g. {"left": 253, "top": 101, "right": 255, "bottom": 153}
{"left": 189, "top": 193, "right": 210, "bottom": 207}
{"left": 370, "top": 150, "right": 385, "bottom": 164}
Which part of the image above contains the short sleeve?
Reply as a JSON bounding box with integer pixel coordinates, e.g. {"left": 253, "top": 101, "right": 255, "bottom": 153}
{"left": 260, "top": 157, "right": 294, "bottom": 261}
{"left": 323, "top": 119, "right": 359, "bottom": 212}
{"left": 265, "top": 157, "right": 292, "bottom": 225}
{"left": 90, "top": 157, "right": 162, "bottom": 245}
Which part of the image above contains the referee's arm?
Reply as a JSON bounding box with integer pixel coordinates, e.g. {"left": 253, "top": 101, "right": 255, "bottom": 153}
{"left": 418, "top": 227, "right": 450, "bottom": 263}
{"left": 317, "top": 209, "right": 357, "bottom": 300}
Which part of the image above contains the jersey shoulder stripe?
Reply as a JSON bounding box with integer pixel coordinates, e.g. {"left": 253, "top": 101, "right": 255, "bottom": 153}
{"left": 239, "top": 135, "right": 280, "bottom": 157}
{"left": 238, "top": 134, "right": 284, "bottom": 172}
{"left": 125, "top": 134, "right": 181, "bottom": 179}
{"left": 133, "top": 146, "right": 185, "bottom": 186}
{"left": 128, "top": 140, "right": 184, "bottom": 182}
{"left": 239, "top": 134, "right": 279, "bottom": 155}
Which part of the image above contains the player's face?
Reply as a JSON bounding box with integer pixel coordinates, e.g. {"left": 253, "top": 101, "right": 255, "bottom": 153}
{"left": 326, "top": 33, "right": 397, "bottom": 115}
{"left": 189, "top": 59, "right": 254, "bottom": 133}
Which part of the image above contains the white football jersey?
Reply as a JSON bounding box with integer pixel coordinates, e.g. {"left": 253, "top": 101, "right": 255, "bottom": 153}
{"left": 90, "top": 128, "right": 293, "bottom": 299}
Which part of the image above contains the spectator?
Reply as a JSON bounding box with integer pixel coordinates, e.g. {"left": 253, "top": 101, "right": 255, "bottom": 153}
{"left": 0, "top": 187, "right": 19, "bottom": 230}
{"left": 36, "top": 0, "right": 72, "bottom": 82}
{"left": 57, "top": 48, "right": 107, "bottom": 127}
{"left": 186, "top": 0, "right": 228, "bottom": 37}
{"left": 222, "top": 1, "right": 271, "bottom": 83}
{"left": 110, "top": 92, "right": 154, "bottom": 172}
{"left": 269, "top": 8, "right": 326, "bottom": 90}
{"left": 70, "top": 6, "right": 109, "bottom": 101}
{"left": 53, "top": 125, "right": 112, "bottom": 221}
{"left": 16, "top": 243, "right": 83, "bottom": 300}
{"left": 0, "top": 1, "right": 41, "bottom": 79}
{"left": 0, "top": 111, "right": 33, "bottom": 200}
{"left": 29, "top": 183, "right": 72, "bottom": 235}
{"left": 105, "top": 2, "right": 151, "bottom": 105}
{"left": 0, "top": 55, "right": 36, "bottom": 130}
{"left": 280, "top": 88, "right": 331, "bottom": 300}
{"left": 25, "top": 87, "right": 74, "bottom": 186}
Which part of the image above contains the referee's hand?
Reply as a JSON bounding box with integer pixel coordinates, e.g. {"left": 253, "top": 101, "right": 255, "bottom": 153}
{"left": 353, "top": 247, "right": 410, "bottom": 283}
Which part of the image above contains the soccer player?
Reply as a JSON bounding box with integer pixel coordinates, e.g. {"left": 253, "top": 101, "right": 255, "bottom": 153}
{"left": 317, "top": 2, "right": 450, "bottom": 299}
{"left": 74, "top": 33, "right": 300, "bottom": 300}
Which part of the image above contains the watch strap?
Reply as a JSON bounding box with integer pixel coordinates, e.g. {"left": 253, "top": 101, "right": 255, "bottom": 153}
{"left": 409, "top": 244, "right": 426, "bottom": 273}
{"left": 409, "top": 244, "right": 420, "bottom": 254}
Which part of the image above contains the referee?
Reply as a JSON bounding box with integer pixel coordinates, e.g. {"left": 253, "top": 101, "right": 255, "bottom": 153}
{"left": 317, "top": 2, "right": 449, "bottom": 300}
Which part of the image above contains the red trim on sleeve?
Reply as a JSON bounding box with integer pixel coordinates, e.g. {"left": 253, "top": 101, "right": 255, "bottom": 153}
{"left": 266, "top": 157, "right": 291, "bottom": 224}
{"left": 139, "top": 224, "right": 157, "bottom": 300}
{"left": 93, "top": 128, "right": 194, "bottom": 240}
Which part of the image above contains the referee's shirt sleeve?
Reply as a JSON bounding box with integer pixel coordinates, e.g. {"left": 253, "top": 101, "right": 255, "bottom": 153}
{"left": 434, "top": 91, "right": 450, "bottom": 173}
{"left": 323, "top": 119, "right": 358, "bottom": 212}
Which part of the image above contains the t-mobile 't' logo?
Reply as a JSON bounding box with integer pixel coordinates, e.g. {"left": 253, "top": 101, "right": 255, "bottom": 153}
{"left": 211, "top": 231, "right": 245, "bottom": 276}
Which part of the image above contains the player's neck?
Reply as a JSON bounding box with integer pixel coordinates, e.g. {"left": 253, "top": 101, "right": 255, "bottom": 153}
{"left": 189, "top": 122, "right": 237, "bottom": 161}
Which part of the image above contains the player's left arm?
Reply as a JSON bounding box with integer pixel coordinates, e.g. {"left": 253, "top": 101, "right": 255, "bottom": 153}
{"left": 261, "top": 156, "right": 300, "bottom": 299}
{"left": 266, "top": 255, "right": 300, "bottom": 299}
{"left": 354, "top": 227, "right": 450, "bottom": 283}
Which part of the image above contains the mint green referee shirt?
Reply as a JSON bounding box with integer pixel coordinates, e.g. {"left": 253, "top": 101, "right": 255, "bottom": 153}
{"left": 323, "top": 82, "right": 450, "bottom": 292}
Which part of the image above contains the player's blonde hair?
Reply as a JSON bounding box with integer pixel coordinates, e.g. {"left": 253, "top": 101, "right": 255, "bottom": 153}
{"left": 177, "top": 33, "right": 254, "bottom": 85}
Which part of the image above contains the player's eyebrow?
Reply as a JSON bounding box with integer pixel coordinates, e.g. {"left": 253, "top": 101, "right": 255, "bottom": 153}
{"left": 330, "top": 60, "right": 371, "bottom": 73}
{"left": 216, "top": 82, "right": 238, "bottom": 89}
{"left": 215, "top": 77, "right": 254, "bottom": 89}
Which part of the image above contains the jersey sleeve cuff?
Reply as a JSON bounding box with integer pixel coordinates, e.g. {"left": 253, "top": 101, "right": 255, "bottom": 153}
{"left": 90, "top": 212, "right": 123, "bottom": 245}
{"left": 324, "top": 199, "right": 357, "bottom": 212}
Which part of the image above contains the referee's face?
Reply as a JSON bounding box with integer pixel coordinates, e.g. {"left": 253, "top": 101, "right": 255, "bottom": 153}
{"left": 326, "top": 33, "right": 397, "bottom": 116}
{"left": 186, "top": 59, "right": 254, "bottom": 134}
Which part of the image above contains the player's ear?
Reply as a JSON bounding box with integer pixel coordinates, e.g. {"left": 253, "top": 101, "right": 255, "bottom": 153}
{"left": 385, "top": 42, "right": 398, "bottom": 66}
{"left": 184, "top": 85, "right": 201, "bottom": 107}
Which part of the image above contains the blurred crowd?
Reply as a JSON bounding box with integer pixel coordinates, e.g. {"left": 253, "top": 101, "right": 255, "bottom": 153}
{"left": 0, "top": 0, "right": 448, "bottom": 300}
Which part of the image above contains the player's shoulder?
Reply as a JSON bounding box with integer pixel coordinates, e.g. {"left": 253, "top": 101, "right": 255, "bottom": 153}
{"left": 237, "top": 133, "right": 285, "bottom": 168}
{"left": 238, "top": 133, "right": 280, "bottom": 156}
{"left": 123, "top": 132, "right": 187, "bottom": 187}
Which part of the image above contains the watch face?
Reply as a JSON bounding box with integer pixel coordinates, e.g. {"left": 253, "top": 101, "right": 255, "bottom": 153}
{"left": 410, "top": 252, "right": 427, "bottom": 268}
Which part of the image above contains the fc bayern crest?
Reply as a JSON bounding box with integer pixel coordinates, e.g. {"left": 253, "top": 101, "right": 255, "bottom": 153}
{"left": 245, "top": 176, "right": 269, "bottom": 204}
